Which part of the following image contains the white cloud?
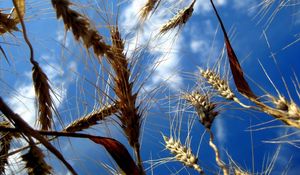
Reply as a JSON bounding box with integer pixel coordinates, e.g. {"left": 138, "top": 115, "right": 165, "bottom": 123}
{"left": 190, "top": 39, "right": 209, "bottom": 53}
{"left": 215, "top": 117, "right": 226, "bottom": 144}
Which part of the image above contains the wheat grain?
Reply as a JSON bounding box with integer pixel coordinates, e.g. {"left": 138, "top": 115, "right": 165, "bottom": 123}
{"left": 160, "top": 0, "right": 195, "bottom": 34}
{"left": 163, "top": 135, "right": 204, "bottom": 174}
{"left": 183, "top": 91, "right": 218, "bottom": 129}
{"left": 64, "top": 103, "right": 118, "bottom": 132}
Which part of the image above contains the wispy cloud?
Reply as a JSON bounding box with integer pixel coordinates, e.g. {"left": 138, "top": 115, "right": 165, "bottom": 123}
{"left": 121, "top": 0, "right": 185, "bottom": 90}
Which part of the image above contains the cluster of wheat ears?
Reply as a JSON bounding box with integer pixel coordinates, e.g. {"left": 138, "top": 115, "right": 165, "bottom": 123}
{"left": 0, "top": 0, "right": 299, "bottom": 174}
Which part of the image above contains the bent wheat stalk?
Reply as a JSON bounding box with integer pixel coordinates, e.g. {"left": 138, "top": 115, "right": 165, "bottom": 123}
{"left": 207, "top": 129, "right": 229, "bottom": 175}
{"left": 12, "top": 0, "right": 55, "bottom": 131}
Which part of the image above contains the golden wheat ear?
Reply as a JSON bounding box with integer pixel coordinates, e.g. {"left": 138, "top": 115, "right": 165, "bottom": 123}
{"left": 159, "top": 0, "right": 196, "bottom": 34}
{"left": 139, "top": 0, "right": 161, "bottom": 22}
{"left": 22, "top": 145, "right": 52, "bottom": 175}
{"left": 163, "top": 135, "right": 204, "bottom": 174}
{"left": 64, "top": 103, "right": 118, "bottom": 132}
{"left": 32, "top": 62, "right": 54, "bottom": 131}
{"left": 183, "top": 91, "right": 218, "bottom": 129}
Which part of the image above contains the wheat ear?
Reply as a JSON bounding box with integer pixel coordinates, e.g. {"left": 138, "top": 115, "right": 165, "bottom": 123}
{"left": 32, "top": 62, "right": 54, "bottom": 131}
{"left": 0, "top": 0, "right": 25, "bottom": 35}
{"left": 139, "top": 0, "right": 161, "bottom": 21}
{"left": 64, "top": 103, "right": 118, "bottom": 132}
{"left": 183, "top": 91, "right": 218, "bottom": 129}
{"left": 163, "top": 135, "right": 204, "bottom": 174}
{"left": 22, "top": 144, "right": 52, "bottom": 175}
{"left": 200, "top": 68, "right": 251, "bottom": 108}
{"left": 105, "top": 26, "right": 144, "bottom": 174}
{"left": 160, "top": 0, "right": 196, "bottom": 34}
{"left": 51, "top": 0, "right": 108, "bottom": 56}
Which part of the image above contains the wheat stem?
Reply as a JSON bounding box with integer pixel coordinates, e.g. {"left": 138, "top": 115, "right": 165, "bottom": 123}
{"left": 207, "top": 129, "right": 229, "bottom": 175}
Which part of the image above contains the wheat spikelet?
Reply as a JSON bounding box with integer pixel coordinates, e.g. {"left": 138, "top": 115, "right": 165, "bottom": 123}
{"left": 159, "top": 0, "right": 195, "bottom": 34}
{"left": 32, "top": 63, "right": 53, "bottom": 131}
{"left": 21, "top": 145, "right": 52, "bottom": 175}
{"left": 139, "top": 0, "right": 161, "bottom": 21}
{"left": 51, "top": 0, "right": 108, "bottom": 56}
{"left": 64, "top": 103, "right": 118, "bottom": 132}
{"left": 163, "top": 135, "right": 204, "bottom": 174}
{"left": 200, "top": 68, "right": 235, "bottom": 100}
{"left": 183, "top": 91, "right": 218, "bottom": 129}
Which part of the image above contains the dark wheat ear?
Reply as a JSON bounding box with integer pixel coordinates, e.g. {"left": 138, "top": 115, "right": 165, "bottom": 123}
{"left": 32, "top": 62, "right": 54, "bottom": 131}
{"left": 51, "top": 0, "right": 108, "bottom": 56}
{"left": 22, "top": 145, "right": 52, "bottom": 175}
{"left": 159, "top": 0, "right": 196, "bottom": 34}
{"left": 106, "top": 26, "right": 144, "bottom": 173}
{"left": 0, "top": 0, "right": 24, "bottom": 35}
{"left": 0, "top": 120, "right": 20, "bottom": 174}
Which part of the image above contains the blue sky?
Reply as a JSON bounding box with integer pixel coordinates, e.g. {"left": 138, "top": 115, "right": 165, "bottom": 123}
{"left": 1, "top": 0, "right": 300, "bottom": 174}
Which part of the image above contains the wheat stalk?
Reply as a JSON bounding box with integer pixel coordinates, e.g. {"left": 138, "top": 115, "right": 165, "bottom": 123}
{"left": 183, "top": 91, "right": 218, "bottom": 129}
{"left": 163, "top": 135, "right": 204, "bottom": 174}
{"left": 159, "top": 0, "right": 196, "bottom": 34}
{"left": 64, "top": 103, "right": 118, "bottom": 132}
{"left": 51, "top": 0, "right": 108, "bottom": 56}
{"left": 21, "top": 144, "right": 52, "bottom": 175}
{"left": 207, "top": 129, "right": 229, "bottom": 175}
